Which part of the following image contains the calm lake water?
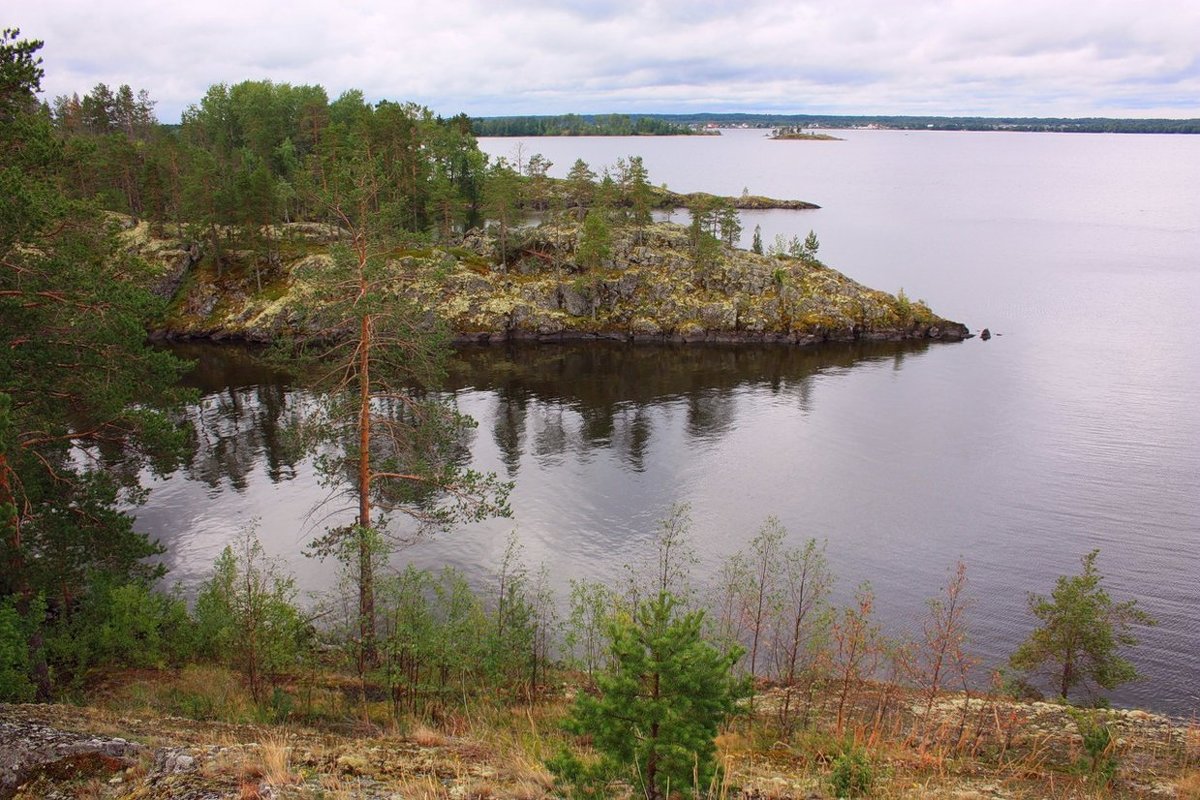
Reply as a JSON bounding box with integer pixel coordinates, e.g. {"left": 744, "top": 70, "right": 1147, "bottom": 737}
{"left": 138, "top": 130, "right": 1200, "bottom": 715}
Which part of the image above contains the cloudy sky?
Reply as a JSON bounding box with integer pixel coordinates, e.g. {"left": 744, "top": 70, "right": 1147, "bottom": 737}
{"left": 16, "top": 0, "right": 1200, "bottom": 123}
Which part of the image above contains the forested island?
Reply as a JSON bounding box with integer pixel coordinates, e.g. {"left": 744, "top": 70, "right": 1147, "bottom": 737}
{"left": 475, "top": 111, "right": 1200, "bottom": 135}
{"left": 770, "top": 126, "right": 844, "bottom": 141}
{"left": 2, "top": 28, "right": 1187, "bottom": 800}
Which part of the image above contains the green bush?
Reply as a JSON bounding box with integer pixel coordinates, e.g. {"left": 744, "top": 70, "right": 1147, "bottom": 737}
{"left": 1070, "top": 709, "right": 1118, "bottom": 785}
{"left": 193, "top": 529, "right": 307, "bottom": 702}
{"left": 829, "top": 747, "right": 874, "bottom": 798}
{"left": 0, "top": 598, "right": 38, "bottom": 702}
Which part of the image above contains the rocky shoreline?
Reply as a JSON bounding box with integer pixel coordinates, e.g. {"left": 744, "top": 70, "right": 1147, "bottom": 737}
{"left": 124, "top": 218, "right": 969, "bottom": 348}
{"left": 2, "top": 689, "right": 1196, "bottom": 799}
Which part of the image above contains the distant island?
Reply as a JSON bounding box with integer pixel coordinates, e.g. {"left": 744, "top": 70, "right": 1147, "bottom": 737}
{"left": 474, "top": 112, "right": 1200, "bottom": 135}
{"left": 770, "top": 126, "right": 843, "bottom": 141}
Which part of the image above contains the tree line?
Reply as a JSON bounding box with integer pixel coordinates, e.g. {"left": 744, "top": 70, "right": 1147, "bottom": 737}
{"left": 470, "top": 113, "right": 697, "bottom": 137}
{"left": 575, "top": 112, "right": 1200, "bottom": 134}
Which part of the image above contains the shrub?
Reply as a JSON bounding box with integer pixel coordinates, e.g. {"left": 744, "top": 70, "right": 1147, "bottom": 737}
{"left": 194, "top": 528, "right": 306, "bottom": 702}
{"left": 0, "top": 598, "right": 37, "bottom": 702}
{"left": 829, "top": 746, "right": 874, "bottom": 798}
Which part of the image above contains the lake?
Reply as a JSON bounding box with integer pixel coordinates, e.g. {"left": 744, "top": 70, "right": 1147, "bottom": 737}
{"left": 137, "top": 129, "right": 1200, "bottom": 715}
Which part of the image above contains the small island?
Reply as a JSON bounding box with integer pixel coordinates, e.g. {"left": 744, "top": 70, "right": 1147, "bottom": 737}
{"left": 770, "top": 125, "right": 844, "bottom": 141}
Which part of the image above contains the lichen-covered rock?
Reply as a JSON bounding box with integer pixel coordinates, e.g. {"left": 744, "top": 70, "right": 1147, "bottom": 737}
{"left": 0, "top": 717, "right": 144, "bottom": 799}
{"left": 148, "top": 218, "right": 970, "bottom": 346}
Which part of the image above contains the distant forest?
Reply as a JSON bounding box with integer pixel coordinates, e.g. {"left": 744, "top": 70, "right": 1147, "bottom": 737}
{"left": 473, "top": 112, "right": 1200, "bottom": 135}
{"left": 470, "top": 113, "right": 698, "bottom": 136}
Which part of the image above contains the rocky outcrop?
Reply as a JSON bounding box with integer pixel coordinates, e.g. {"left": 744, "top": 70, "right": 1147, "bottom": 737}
{"left": 0, "top": 714, "right": 144, "bottom": 799}
{"left": 141, "top": 219, "right": 969, "bottom": 346}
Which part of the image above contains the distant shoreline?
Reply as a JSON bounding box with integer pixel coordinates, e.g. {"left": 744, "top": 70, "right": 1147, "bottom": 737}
{"left": 474, "top": 112, "right": 1200, "bottom": 135}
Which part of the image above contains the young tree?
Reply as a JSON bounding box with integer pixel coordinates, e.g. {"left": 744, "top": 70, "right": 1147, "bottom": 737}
{"left": 550, "top": 591, "right": 746, "bottom": 800}
{"left": 769, "top": 537, "right": 834, "bottom": 735}
{"left": 736, "top": 516, "right": 785, "bottom": 680}
{"left": 831, "top": 583, "right": 882, "bottom": 735}
{"left": 623, "top": 155, "right": 653, "bottom": 231}
{"left": 524, "top": 152, "right": 553, "bottom": 211}
{"left": 912, "top": 560, "right": 976, "bottom": 728}
{"left": 194, "top": 527, "right": 306, "bottom": 702}
{"left": 625, "top": 503, "right": 700, "bottom": 609}
{"left": 483, "top": 156, "right": 521, "bottom": 270}
{"left": 565, "top": 158, "right": 596, "bottom": 220}
{"left": 803, "top": 229, "right": 820, "bottom": 259}
{"left": 576, "top": 207, "right": 611, "bottom": 271}
{"left": 751, "top": 224, "right": 763, "bottom": 255}
{"left": 1009, "top": 550, "right": 1155, "bottom": 701}
{"left": 565, "top": 578, "right": 614, "bottom": 683}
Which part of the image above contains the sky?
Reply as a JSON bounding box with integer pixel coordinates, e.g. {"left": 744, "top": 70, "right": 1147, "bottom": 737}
{"left": 15, "top": 0, "right": 1200, "bottom": 123}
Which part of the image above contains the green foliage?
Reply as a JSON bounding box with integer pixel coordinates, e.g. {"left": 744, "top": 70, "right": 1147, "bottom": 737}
{"left": 2, "top": 30, "right": 191, "bottom": 698}
{"left": 751, "top": 224, "right": 763, "bottom": 255}
{"left": 44, "top": 580, "right": 194, "bottom": 681}
{"left": 619, "top": 155, "right": 653, "bottom": 228}
{"left": 194, "top": 528, "right": 307, "bottom": 702}
{"left": 894, "top": 288, "right": 913, "bottom": 324}
{"left": 566, "top": 159, "right": 597, "bottom": 219}
{"left": 564, "top": 579, "right": 613, "bottom": 682}
{"left": 1009, "top": 550, "right": 1155, "bottom": 702}
{"left": 804, "top": 230, "right": 820, "bottom": 258}
{"left": 829, "top": 746, "right": 875, "bottom": 798}
{"left": 576, "top": 208, "right": 612, "bottom": 271}
{"left": 1069, "top": 709, "right": 1119, "bottom": 784}
{"left": 376, "top": 564, "right": 489, "bottom": 713}
{"left": 483, "top": 156, "right": 522, "bottom": 268}
{"left": 0, "top": 596, "right": 38, "bottom": 701}
{"left": 484, "top": 533, "right": 557, "bottom": 694}
{"left": 551, "top": 591, "right": 747, "bottom": 800}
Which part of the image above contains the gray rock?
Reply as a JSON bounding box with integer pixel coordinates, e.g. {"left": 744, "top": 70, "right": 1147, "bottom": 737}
{"left": 0, "top": 719, "right": 144, "bottom": 799}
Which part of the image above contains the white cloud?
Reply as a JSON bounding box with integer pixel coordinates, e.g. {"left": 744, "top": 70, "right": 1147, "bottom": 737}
{"left": 16, "top": 0, "right": 1200, "bottom": 121}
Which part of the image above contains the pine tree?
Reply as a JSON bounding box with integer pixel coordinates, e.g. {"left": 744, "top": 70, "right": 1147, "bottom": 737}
{"left": 1009, "top": 550, "right": 1155, "bottom": 701}
{"left": 283, "top": 96, "right": 510, "bottom": 667}
{"left": 551, "top": 591, "right": 747, "bottom": 800}
{"left": 1, "top": 29, "right": 190, "bottom": 697}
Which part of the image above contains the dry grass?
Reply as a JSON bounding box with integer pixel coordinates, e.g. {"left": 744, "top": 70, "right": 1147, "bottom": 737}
{"left": 15, "top": 669, "right": 1200, "bottom": 800}
{"left": 1178, "top": 770, "right": 1200, "bottom": 800}
{"left": 254, "top": 733, "right": 297, "bottom": 786}
{"left": 410, "top": 723, "right": 449, "bottom": 748}
{"left": 390, "top": 773, "right": 451, "bottom": 798}
{"left": 99, "top": 664, "right": 258, "bottom": 723}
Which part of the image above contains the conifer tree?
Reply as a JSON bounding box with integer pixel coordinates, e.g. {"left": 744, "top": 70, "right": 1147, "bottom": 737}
{"left": 1, "top": 29, "right": 190, "bottom": 697}
{"left": 1009, "top": 550, "right": 1155, "bottom": 701}
{"left": 283, "top": 95, "right": 510, "bottom": 666}
{"left": 551, "top": 592, "right": 746, "bottom": 800}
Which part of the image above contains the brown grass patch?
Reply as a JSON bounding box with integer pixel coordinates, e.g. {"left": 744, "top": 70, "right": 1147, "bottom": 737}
{"left": 1177, "top": 770, "right": 1200, "bottom": 800}
{"left": 411, "top": 724, "right": 449, "bottom": 748}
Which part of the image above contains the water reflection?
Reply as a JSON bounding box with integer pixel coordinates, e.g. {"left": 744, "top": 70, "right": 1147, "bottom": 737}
{"left": 441, "top": 341, "right": 931, "bottom": 478}
{"left": 165, "top": 340, "right": 936, "bottom": 490}
{"left": 172, "top": 344, "right": 303, "bottom": 492}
